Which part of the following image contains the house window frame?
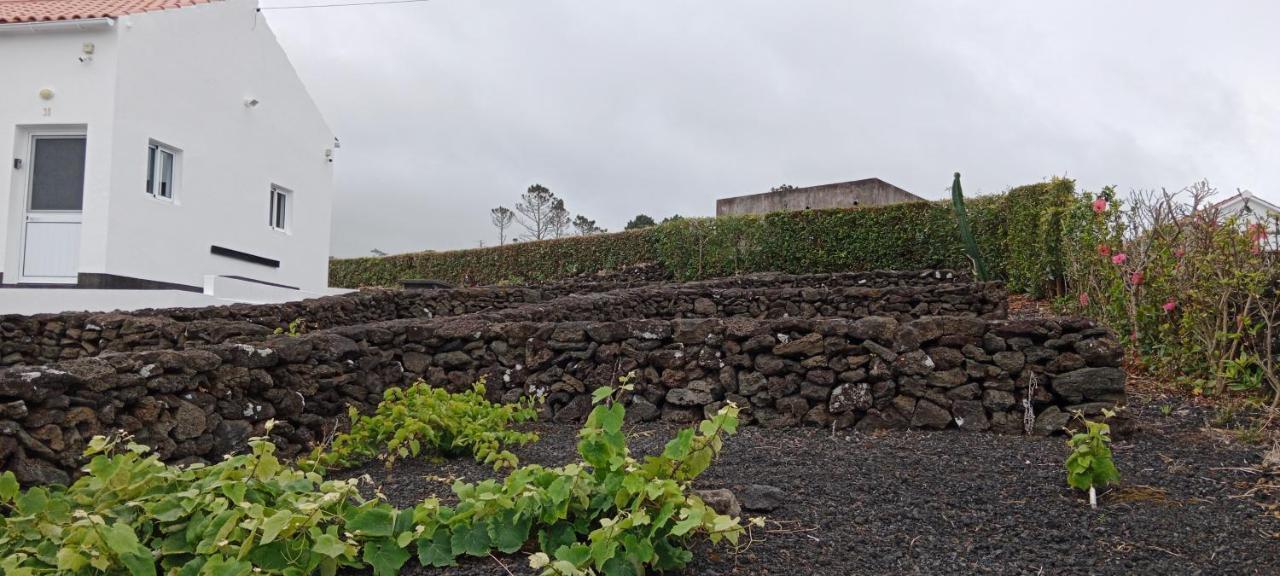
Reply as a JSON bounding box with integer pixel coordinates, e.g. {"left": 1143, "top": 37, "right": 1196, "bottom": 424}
{"left": 269, "top": 185, "right": 292, "bottom": 233}
{"left": 145, "top": 140, "right": 180, "bottom": 202}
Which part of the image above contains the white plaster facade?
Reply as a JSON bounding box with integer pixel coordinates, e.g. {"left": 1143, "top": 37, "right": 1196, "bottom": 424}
{"left": 1214, "top": 190, "right": 1280, "bottom": 230}
{"left": 0, "top": 0, "right": 335, "bottom": 294}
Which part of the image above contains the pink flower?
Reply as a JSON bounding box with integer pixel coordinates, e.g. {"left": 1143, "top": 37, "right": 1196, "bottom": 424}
{"left": 1111, "top": 252, "right": 1128, "bottom": 265}
{"left": 1079, "top": 292, "right": 1090, "bottom": 307}
{"left": 1162, "top": 299, "right": 1177, "bottom": 312}
{"left": 1174, "top": 247, "right": 1185, "bottom": 259}
{"left": 1248, "top": 223, "right": 1268, "bottom": 255}
{"left": 1129, "top": 271, "right": 1144, "bottom": 285}
{"left": 1092, "top": 198, "right": 1108, "bottom": 214}
{"left": 1097, "top": 244, "right": 1112, "bottom": 257}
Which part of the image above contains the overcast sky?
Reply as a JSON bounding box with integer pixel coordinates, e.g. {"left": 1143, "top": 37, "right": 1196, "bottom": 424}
{"left": 258, "top": 0, "right": 1280, "bottom": 258}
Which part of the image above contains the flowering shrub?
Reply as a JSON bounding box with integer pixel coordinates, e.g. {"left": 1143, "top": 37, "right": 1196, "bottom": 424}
{"left": 1059, "top": 181, "right": 1280, "bottom": 400}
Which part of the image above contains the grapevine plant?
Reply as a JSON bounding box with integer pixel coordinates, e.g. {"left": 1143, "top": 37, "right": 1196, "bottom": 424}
{"left": 306, "top": 380, "right": 539, "bottom": 471}
{"left": 1064, "top": 414, "right": 1120, "bottom": 509}
{"left": 0, "top": 382, "right": 750, "bottom": 575}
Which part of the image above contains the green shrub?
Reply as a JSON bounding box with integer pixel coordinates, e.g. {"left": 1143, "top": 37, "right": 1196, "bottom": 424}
{"left": 1004, "top": 177, "right": 1076, "bottom": 296}
{"left": 330, "top": 230, "right": 656, "bottom": 287}
{"left": 307, "top": 380, "right": 539, "bottom": 471}
{"left": 0, "top": 432, "right": 370, "bottom": 576}
{"left": 332, "top": 191, "right": 1033, "bottom": 287}
{"left": 0, "top": 383, "right": 749, "bottom": 576}
{"left": 1058, "top": 181, "right": 1280, "bottom": 399}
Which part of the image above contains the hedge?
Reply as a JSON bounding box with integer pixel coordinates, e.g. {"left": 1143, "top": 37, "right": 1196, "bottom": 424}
{"left": 329, "top": 230, "right": 655, "bottom": 287}
{"left": 1003, "top": 178, "right": 1076, "bottom": 297}
{"left": 651, "top": 197, "right": 1009, "bottom": 281}
{"left": 329, "top": 182, "right": 1075, "bottom": 289}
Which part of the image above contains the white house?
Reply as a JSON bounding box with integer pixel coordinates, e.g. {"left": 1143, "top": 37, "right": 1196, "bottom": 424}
{"left": 0, "top": 0, "right": 335, "bottom": 300}
{"left": 1213, "top": 190, "right": 1280, "bottom": 230}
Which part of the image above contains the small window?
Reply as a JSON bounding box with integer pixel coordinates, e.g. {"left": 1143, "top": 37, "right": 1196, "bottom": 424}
{"left": 269, "top": 185, "right": 291, "bottom": 232}
{"left": 146, "top": 142, "right": 178, "bottom": 199}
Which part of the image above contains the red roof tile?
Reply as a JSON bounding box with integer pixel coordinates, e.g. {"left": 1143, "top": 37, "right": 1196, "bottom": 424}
{"left": 0, "top": 0, "right": 220, "bottom": 24}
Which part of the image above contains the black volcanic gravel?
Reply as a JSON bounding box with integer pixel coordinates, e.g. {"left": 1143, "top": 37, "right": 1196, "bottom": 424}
{"left": 337, "top": 398, "right": 1280, "bottom": 575}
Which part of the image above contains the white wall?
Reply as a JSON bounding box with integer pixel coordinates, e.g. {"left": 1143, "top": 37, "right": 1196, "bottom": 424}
{"left": 0, "top": 1, "right": 335, "bottom": 291}
{"left": 1218, "top": 193, "right": 1280, "bottom": 229}
{"left": 107, "top": 0, "right": 336, "bottom": 289}
{"left": 0, "top": 22, "right": 119, "bottom": 282}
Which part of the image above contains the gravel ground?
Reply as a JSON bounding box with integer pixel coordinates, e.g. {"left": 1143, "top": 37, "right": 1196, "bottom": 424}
{"left": 338, "top": 398, "right": 1280, "bottom": 575}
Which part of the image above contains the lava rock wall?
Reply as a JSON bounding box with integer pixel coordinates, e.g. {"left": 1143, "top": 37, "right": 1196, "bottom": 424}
{"left": 1, "top": 271, "right": 994, "bottom": 367}
{"left": 0, "top": 312, "right": 1121, "bottom": 485}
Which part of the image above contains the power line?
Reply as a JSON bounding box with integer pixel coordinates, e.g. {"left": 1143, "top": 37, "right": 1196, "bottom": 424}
{"left": 257, "top": 0, "right": 432, "bottom": 11}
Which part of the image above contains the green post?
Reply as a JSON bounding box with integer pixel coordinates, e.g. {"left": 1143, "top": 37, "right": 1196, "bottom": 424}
{"left": 951, "top": 172, "right": 990, "bottom": 281}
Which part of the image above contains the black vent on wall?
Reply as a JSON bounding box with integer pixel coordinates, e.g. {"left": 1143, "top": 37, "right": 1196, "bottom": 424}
{"left": 210, "top": 245, "right": 280, "bottom": 268}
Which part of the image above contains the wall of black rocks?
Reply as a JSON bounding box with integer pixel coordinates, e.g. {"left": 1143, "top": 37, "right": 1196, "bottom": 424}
{"left": 0, "top": 310, "right": 1122, "bottom": 485}
{"left": 1, "top": 270, "right": 986, "bottom": 367}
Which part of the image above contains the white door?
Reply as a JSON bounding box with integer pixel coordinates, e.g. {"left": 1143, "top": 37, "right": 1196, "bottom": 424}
{"left": 21, "top": 135, "right": 86, "bottom": 283}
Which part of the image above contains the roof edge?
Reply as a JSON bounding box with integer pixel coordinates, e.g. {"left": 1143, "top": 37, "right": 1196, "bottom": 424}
{"left": 0, "top": 16, "right": 115, "bottom": 33}
{"left": 718, "top": 177, "right": 923, "bottom": 204}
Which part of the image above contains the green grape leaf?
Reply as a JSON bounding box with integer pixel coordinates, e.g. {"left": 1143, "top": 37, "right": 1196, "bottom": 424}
{"left": 0, "top": 472, "right": 19, "bottom": 502}
{"left": 450, "top": 522, "right": 492, "bottom": 557}
{"left": 347, "top": 506, "right": 396, "bottom": 538}
{"left": 258, "top": 509, "right": 293, "bottom": 545}
{"left": 491, "top": 513, "right": 531, "bottom": 554}
{"left": 363, "top": 538, "right": 410, "bottom": 576}
{"left": 311, "top": 534, "right": 348, "bottom": 559}
{"left": 418, "top": 528, "right": 457, "bottom": 567}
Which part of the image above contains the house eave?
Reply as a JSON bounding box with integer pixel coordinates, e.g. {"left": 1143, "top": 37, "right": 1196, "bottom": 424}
{"left": 0, "top": 17, "right": 116, "bottom": 35}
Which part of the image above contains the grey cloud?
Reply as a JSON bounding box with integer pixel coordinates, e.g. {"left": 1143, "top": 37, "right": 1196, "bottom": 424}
{"left": 259, "top": 0, "right": 1280, "bottom": 257}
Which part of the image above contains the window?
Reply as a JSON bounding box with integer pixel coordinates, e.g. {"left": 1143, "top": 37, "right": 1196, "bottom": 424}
{"left": 269, "top": 185, "right": 291, "bottom": 232}
{"left": 145, "top": 142, "right": 178, "bottom": 199}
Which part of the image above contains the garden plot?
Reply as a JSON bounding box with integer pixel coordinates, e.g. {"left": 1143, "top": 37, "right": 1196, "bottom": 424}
{"left": 6, "top": 269, "right": 1238, "bottom": 576}
{"left": 340, "top": 397, "right": 1280, "bottom": 575}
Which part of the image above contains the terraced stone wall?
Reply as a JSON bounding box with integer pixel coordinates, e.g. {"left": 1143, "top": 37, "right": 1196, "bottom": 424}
{"left": 495, "top": 282, "right": 1006, "bottom": 325}
{"left": 1, "top": 270, "right": 989, "bottom": 367}
{"left": 0, "top": 312, "right": 1121, "bottom": 484}
{"left": 0, "top": 288, "right": 549, "bottom": 367}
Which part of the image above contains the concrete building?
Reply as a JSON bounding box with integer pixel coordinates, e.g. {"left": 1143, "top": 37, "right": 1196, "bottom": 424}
{"left": 0, "top": 0, "right": 336, "bottom": 300}
{"left": 716, "top": 178, "right": 923, "bottom": 216}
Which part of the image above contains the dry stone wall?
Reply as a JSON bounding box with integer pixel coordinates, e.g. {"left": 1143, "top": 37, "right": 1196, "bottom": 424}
{"left": 495, "top": 282, "right": 1006, "bottom": 325}
{"left": 0, "top": 288, "right": 556, "bottom": 367}
{"left": 0, "top": 311, "right": 1121, "bottom": 485}
{"left": 1, "top": 271, "right": 995, "bottom": 367}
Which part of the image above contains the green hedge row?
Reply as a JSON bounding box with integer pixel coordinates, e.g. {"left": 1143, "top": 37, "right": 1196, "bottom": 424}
{"left": 1003, "top": 178, "right": 1076, "bottom": 297}
{"left": 329, "top": 181, "right": 1076, "bottom": 289}
{"left": 651, "top": 197, "right": 1010, "bottom": 281}
{"left": 329, "top": 230, "right": 655, "bottom": 287}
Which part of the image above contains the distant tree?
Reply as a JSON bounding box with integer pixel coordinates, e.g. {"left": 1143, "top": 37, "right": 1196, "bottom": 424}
{"left": 573, "top": 215, "right": 605, "bottom": 235}
{"left": 661, "top": 214, "right": 684, "bottom": 224}
{"left": 490, "top": 206, "right": 515, "bottom": 245}
{"left": 511, "top": 184, "right": 596, "bottom": 241}
{"left": 770, "top": 184, "right": 797, "bottom": 193}
{"left": 625, "top": 214, "right": 656, "bottom": 230}
{"left": 369, "top": 248, "right": 387, "bottom": 257}
{"left": 515, "top": 184, "right": 557, "bottom": 240}
{"left": 549, "top": 198, "right": 572, "bottom": 238}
